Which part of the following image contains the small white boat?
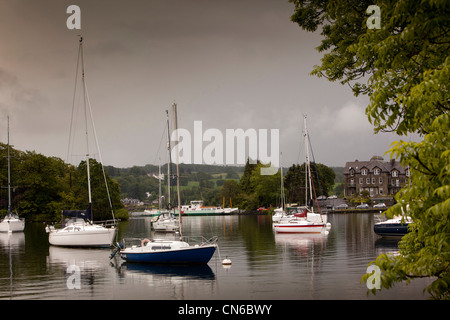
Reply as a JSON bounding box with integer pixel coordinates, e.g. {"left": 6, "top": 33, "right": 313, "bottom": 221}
{"left": 47, "top": 219, "right": 116, "bottom": 247}
{"left": 46, "top": 37, "right": 116, "bottom": 247}
{"left": 273, "top": 207, "right": 329, "bottom": 233}
{"left": 273, "top": 115, "right": 330, "bottom": 234}
{"left": 272, "top": 152, "right": 287, "bottom": 224}
{"left": 273, "top": 219, "right": 326, "bottom": 233}
{"left": 47, "top": 205, "right": 116, "bottom": 247}
{"left": 152, "top": 212, "right": 180, "bottom": 232}
{"left": 0, "top": 116, "right": 25, "bottom": 233}
{"left": 0, "top": 215, "right": 25, "bottom": 233}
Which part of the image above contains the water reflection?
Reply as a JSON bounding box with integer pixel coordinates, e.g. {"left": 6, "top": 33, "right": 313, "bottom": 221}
{"left": 275, "top": 233, "right": 328, "bottom": 254}
{"left": 0, "top": 232, "right": 25, "bottom": 299}
{"left": 374, "top": 237, "right": 402, "bottom": 256}
{"left": 0, "top": 232, "right": 25, "bottom": 247}
{"left": 120, "top": 263, "right": 215, "bottom": 280}
{"left": 0, "top": 214, "right": 433, "bottom": 300}
{"left": 48, "top": 246, "right": 110, "bottom": 271}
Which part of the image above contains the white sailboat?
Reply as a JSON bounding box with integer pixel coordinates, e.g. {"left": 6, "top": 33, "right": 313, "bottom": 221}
{"left": 0, "top": 116, "right": 25, "bottom": 233}
{"left": 272, "top": 152, "right": 288, "bottom": 223}
{"left": 273, "top": 115, "right": 331, "bottom": 234}
{"left": 116, "top": 103, "right": 217, "bottom": 264}
{"left": 152, "top": 110, "right": 180, "bottom": 232}
{"left": 46, "top": 37, "right": 116, "bottom": 247}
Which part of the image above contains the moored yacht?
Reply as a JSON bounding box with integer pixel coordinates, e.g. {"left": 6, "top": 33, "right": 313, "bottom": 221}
{"left": 45, "top": 37, "right": 117, "bottom": 247}
{"left": 47, "top": 205, "right": 116, "bottom": 247}
{"left": 273, "top": 115, "right": 330, "bottom": 234}
{"left": 0, "top": 116, "right": 25, "bottom": 233}
{"left": 374, "top": 216, "right": 412, "bottom": 237}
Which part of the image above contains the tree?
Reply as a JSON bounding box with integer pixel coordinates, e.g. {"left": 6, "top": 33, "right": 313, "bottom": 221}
{"left": 70, "top": 159, "right": 124, "bottom": 221}
{"left": 221, "top": 180, "right": 241, "bottom": 204}
{"left": 289, "top": 0, "right": 449, "bottom": 299}
{"left": 284, "top": 162, "right": 336, "bottom": 204}
{"left": 284, "top": 164, "right": 304, "bottom": 204}
{"left": 16, "top": 152, "right": 67, "bottom": 220}
{"left": 251, "top": 163, "right": 281, "bottom": 208}
{"left": 237, "top": 161, "right": 282, "bottom": 210}
{"left": 239, "top": 159, "right": 260, "bottom": 194}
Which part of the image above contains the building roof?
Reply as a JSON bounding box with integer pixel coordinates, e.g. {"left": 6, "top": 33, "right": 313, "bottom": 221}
{"left": 344, "top": 156, "right": 407, "bottom": 174}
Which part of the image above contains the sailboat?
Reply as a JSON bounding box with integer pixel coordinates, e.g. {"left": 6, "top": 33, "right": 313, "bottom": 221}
{"left": 116, "top": 103, "right": 217, "bottom": 264}
{"left": 273, "top": 115, "right": 331, "bottom": 234}
{"left": 152, "top": 110, "right": 180, "bottom": 232}
{"left": 272, "top": 152, "right": 288, "bottom": 223}
{"left": 0, "top": 116, "right": 25, "bottom": 233}
{"left": 46, "top": 37, "right": 117, "bottom": 247}
{"left": 374, "top": 216, "right": 412, "bottom": 237}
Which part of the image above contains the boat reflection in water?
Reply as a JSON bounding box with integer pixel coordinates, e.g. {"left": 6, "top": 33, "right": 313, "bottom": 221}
{"left": 121, "top": 263, "right": 215, "bottom": 281}
{"left": 274, "top": 233, "right": 328, "bottom": 249}
{"left": 0, "top": 231, "right": 25, "bottom": 248}
{"left": 47, "top": 246, "right": 111, "bottom": 271}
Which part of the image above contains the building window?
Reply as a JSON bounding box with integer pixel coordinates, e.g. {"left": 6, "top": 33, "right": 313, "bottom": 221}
{"left": 350, "top": 178, "right": 354, "bottom": 185}
{"left": 372, "top": 178, "right": 375, "bottom": 184}
{"left": 392, "top": 170, "right": 398, "bottom": 177}
{"left": 374, "top": 168, "right": 380, "bottom": 175}
{"left": 379, "top": 177, "right": 383, "bottom": 184}
{"left": 359, "top": 178, "right": 363, "bottom": 184}
{"left": 350, "top": 170, "right": 354, "bottom": 176}
{"left": 366, "top": 178, "right": 370, "bottom": 184}
{"left": 362, "top": 169, "right": 368, "bottom": 175}
{"left": 396, "top": 179, "right": 400, "bottom": 186}
{"left": 406, "top": 168, "right": 410, "bottom": 177}
{"left": 379, "top": 188, "right": 383, "bottom": 195}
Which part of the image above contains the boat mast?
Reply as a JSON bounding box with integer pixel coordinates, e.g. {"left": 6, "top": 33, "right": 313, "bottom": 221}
{"left": 80, "top": 36, "right": 93, "bottom": 218}
{"left": 303, "top": 114, "right": 312, "bottom": 207}
{"left": 158, "top": 158, "right": 162, "bottom": 210}
{"left": 280, "top": 152, "right": 285, "bottom": 210}
{"left": 172, "top": 102, "right": 182, "bottom": 237}
{"left": 166, "top": 109, "right": 171, "bottom": 207}
{"left": 7, "top": 115, "right": 12, "bottom": 216}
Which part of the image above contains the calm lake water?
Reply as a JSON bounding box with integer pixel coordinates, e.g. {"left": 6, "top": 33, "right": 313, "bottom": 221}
{"left": 0, "top": 213, "right": 432, "bottom": 300}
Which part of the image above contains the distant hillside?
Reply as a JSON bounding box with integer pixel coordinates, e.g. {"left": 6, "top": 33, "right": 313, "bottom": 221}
{"left": 331, "top": 166, "right": 344, "bottom": 183}
{"left": 105, "top": 163, "right": 344, "bottom": 205}
{"left": 104, "top": 163, "right": 245, "bottom": 205}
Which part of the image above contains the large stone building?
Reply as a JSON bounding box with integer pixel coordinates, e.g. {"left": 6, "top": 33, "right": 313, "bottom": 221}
{"left": 343, "top": 156, "right": 410, "bottom": 198}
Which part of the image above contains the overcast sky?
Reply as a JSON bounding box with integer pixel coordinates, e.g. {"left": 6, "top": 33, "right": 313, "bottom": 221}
{"left": 0, "top": 0, "right": 415, "bottom": 169}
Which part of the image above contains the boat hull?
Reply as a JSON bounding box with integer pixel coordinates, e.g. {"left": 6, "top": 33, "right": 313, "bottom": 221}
{"left": 0, "top": 219, "right": 25, "bottom": 232}
{"left": 374, "top": 223, "right": 410, "bottom": 237}
{"left": 120, "top": 245, "right": 217, "bottom": 264}
{"left": 273, "top": 222, "right": 325, "bottom": 234}
{"left": 48, "top": 227, "right": 116, "bottom": 247}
